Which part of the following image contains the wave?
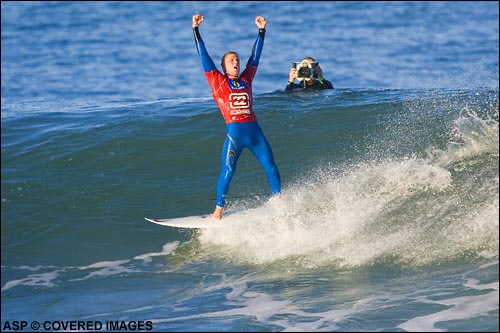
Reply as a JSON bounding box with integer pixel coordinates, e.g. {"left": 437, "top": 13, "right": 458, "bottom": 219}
{"left": 2, "top": 87, "right": 498, "bottom": 270}
{"left": 198, "top": 103, "right": 499, "bottom": 269}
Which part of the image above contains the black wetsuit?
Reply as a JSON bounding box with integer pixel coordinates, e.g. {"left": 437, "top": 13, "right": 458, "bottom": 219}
{"left": 285, "top": 79, "right": 334, "bottom": 91}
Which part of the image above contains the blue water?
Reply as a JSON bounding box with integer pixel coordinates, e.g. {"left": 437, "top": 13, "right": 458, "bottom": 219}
{"left": 2, "top": 1, "right": 499, "bottom": 332}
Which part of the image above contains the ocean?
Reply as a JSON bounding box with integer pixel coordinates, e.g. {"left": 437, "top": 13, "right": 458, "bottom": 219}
{"left": 1, "top": 1, "right": 498, "bottom": 332}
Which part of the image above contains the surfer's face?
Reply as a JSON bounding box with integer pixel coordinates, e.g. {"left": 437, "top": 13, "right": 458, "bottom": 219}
{"left": 223, "top": 53, "right": 240, "bottom": 78}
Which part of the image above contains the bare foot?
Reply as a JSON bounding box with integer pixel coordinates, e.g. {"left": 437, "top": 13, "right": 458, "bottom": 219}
{"left": 212, "top": 206, "right": 223, "bottom": 219}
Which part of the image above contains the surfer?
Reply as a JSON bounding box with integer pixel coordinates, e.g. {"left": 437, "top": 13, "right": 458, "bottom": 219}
{"left": 192, "top": 14, "right": 281, "bottom": 219}
{"left": 285, "top": 57, "right": 334, "bottom": 91}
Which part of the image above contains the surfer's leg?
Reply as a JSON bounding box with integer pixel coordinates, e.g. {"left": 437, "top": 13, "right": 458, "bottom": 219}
{"left": 215, "top": 133, "right": 241, "bottom": 215}
{"left": 248, "top": 125, "right": 281, "bottom": 195}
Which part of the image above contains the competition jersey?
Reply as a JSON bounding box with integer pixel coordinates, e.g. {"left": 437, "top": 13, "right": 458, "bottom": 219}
{"left": 193, "top": 26, "right": 265, "bottom": 124}
{"left": 204, "top": 67, "right": 257, "bottom": 123}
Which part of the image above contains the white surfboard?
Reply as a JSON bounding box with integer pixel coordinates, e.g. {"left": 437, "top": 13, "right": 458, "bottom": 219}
{"left": 146, "top": 208, "right": 252, "bottom": 229}
{"left": 145, "top": 215, "right": 229, "bottom": 229}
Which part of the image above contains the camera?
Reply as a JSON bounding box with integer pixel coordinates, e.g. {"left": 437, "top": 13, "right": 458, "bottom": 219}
{"left": 292, "top": 60, "right": 317, "bottom": 81}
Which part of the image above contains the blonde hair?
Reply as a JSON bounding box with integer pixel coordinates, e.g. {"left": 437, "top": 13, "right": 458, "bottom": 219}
{"left": 221, "top": 51, "right": 239, "bottom": 73}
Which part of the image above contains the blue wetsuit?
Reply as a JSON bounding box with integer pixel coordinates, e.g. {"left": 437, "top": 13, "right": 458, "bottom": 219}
{"left": 193, "top": 26, "right": 281, "bottom": 207}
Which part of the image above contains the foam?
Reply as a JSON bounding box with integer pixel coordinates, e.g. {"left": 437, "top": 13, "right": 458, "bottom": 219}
{"left": 398, "top": 269, "right": 499, "bottom": 332}
{"left": 1, "top": 271, "right": 59, "bottom": 291}
{"left": 134, "top": 241, "right": 180, "bottom": 263}
{"left": 198, "top": 157, "right": 458, "bottom": 267}
{"left": 2, "top": 242, "right": 182, "bottom": 290}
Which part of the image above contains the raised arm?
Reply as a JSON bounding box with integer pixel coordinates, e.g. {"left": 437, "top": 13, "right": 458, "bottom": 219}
{"left": 192, "top": 14, "right": 217, "bottom": 72}
{"left": 246, "top": 16, "right": 267, "bottom": 67}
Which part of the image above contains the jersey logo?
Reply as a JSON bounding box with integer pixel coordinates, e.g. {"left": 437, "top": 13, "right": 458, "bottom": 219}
{"left": 229, "top": 93, "right": 250, "bottom": 109}
{"left": 228, "top": 79, "right": 245, "bottom": 90}
{"left": 225, "top": 135, "right": 238, "bottom": 172}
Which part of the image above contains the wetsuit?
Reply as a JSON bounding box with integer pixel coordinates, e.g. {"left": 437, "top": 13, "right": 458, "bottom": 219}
{"left": 285, "top": 78, "right": 334, "bottom": 91}
{"left": 193, "top": 26, "right": 281, "bottom": 208}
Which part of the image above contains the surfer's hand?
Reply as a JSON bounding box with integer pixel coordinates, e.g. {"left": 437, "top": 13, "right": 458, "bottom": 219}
{"left": 255, "top": 16, "right": 266, "bottom": 29}
{"left": 289, "top": 67, "right": 297, "bottom": 83}
{"left": 192, "top": 14, "right": 204, "bottom": 28}
{"left": 314, "top": 63, "right": 323, "bottom": 80}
